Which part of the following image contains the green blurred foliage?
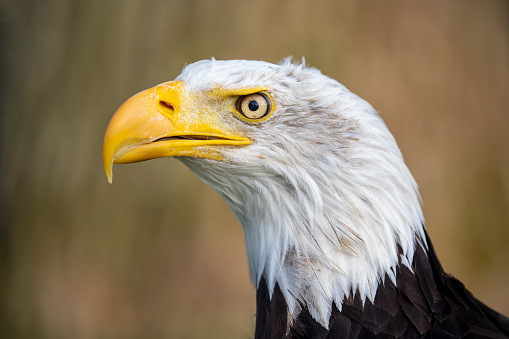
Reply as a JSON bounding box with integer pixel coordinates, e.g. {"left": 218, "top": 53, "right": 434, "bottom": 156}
{"left": 1, "top": 0, "right": 508, "bottom": 338}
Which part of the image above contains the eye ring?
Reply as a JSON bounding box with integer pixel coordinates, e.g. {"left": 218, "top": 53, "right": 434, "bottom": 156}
{"left": 236, "top": 93, "right": 271, "bottom": 120}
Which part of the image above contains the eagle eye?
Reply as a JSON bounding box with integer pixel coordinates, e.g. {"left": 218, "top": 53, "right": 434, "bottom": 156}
{"left": 236, "top": 93, "right": 271, "bottom": 120}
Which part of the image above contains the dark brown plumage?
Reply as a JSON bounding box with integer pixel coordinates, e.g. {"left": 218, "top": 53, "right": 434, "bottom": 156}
{"left": 255, "top": 230, "right": 509, "bottom": 338}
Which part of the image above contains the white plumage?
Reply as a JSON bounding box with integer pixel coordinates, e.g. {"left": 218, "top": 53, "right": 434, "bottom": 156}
{"left": 175, "top": 58, "right": 425, "bottom": 326}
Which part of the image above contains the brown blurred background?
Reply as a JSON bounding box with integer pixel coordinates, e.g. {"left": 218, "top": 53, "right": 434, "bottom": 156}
{"left": 1, "top": 0, "right": 508, "bottom": 338}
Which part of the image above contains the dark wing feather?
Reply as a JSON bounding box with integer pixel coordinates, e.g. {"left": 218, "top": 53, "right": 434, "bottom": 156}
{"left": 255, "top": 277, "right": 289, "bottom": 339}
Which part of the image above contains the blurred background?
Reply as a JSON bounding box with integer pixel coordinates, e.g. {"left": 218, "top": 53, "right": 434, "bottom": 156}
{"left": 1, "top": 0, "right": 508, "bottom": 338}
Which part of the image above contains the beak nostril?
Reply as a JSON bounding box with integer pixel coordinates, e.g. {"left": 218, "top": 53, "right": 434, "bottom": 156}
{"left": 157, "top": 100, "right": 174, "bottom": 113}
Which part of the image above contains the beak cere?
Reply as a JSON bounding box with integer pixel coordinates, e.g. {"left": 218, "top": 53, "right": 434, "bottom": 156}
{"left": 102, "top": 80, "right": 251, "bottom": 183}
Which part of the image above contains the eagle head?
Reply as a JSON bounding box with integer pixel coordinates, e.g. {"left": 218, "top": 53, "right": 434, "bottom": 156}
{"left": 103, "top": 58, "right": 425, "bottom": 326}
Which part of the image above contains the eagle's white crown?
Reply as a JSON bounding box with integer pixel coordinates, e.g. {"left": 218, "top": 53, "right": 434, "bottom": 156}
{"left": 177, "top": 58, "right": 426, "bottom": 327}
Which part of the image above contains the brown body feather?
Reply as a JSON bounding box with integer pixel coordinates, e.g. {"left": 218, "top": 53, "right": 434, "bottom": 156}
{"left": 255, "top": 230, "right": 509, "bottom": 338}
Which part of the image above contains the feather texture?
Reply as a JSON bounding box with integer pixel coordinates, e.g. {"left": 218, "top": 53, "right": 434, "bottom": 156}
{"left": 255, "top": 231, "right": 509, "bottom": 338}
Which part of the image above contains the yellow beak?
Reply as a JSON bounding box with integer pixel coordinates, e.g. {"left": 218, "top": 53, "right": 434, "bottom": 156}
{"left": 103, "top": 81, "right": 251, "bottom": 183}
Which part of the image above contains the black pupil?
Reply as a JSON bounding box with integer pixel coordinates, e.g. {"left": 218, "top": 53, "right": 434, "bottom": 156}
{"left": 248, "top": 100, "right": 259, "bottom": 111}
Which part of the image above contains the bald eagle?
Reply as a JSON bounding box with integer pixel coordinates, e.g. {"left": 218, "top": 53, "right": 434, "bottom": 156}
{"left": 103, "top": 59, "right": 509, "bottom": 338}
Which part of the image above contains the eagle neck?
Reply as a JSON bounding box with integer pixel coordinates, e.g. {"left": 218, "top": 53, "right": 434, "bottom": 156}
{"left": 219, "top": 163, "right": 426, "bottom": 327}
{"left": 179, "top": 128, "right": 426, "bottom": 327}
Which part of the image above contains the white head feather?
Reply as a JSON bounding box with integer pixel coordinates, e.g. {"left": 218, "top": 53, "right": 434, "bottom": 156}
{"left": 176, "top": 58, "right": 426, "bottom": 326}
